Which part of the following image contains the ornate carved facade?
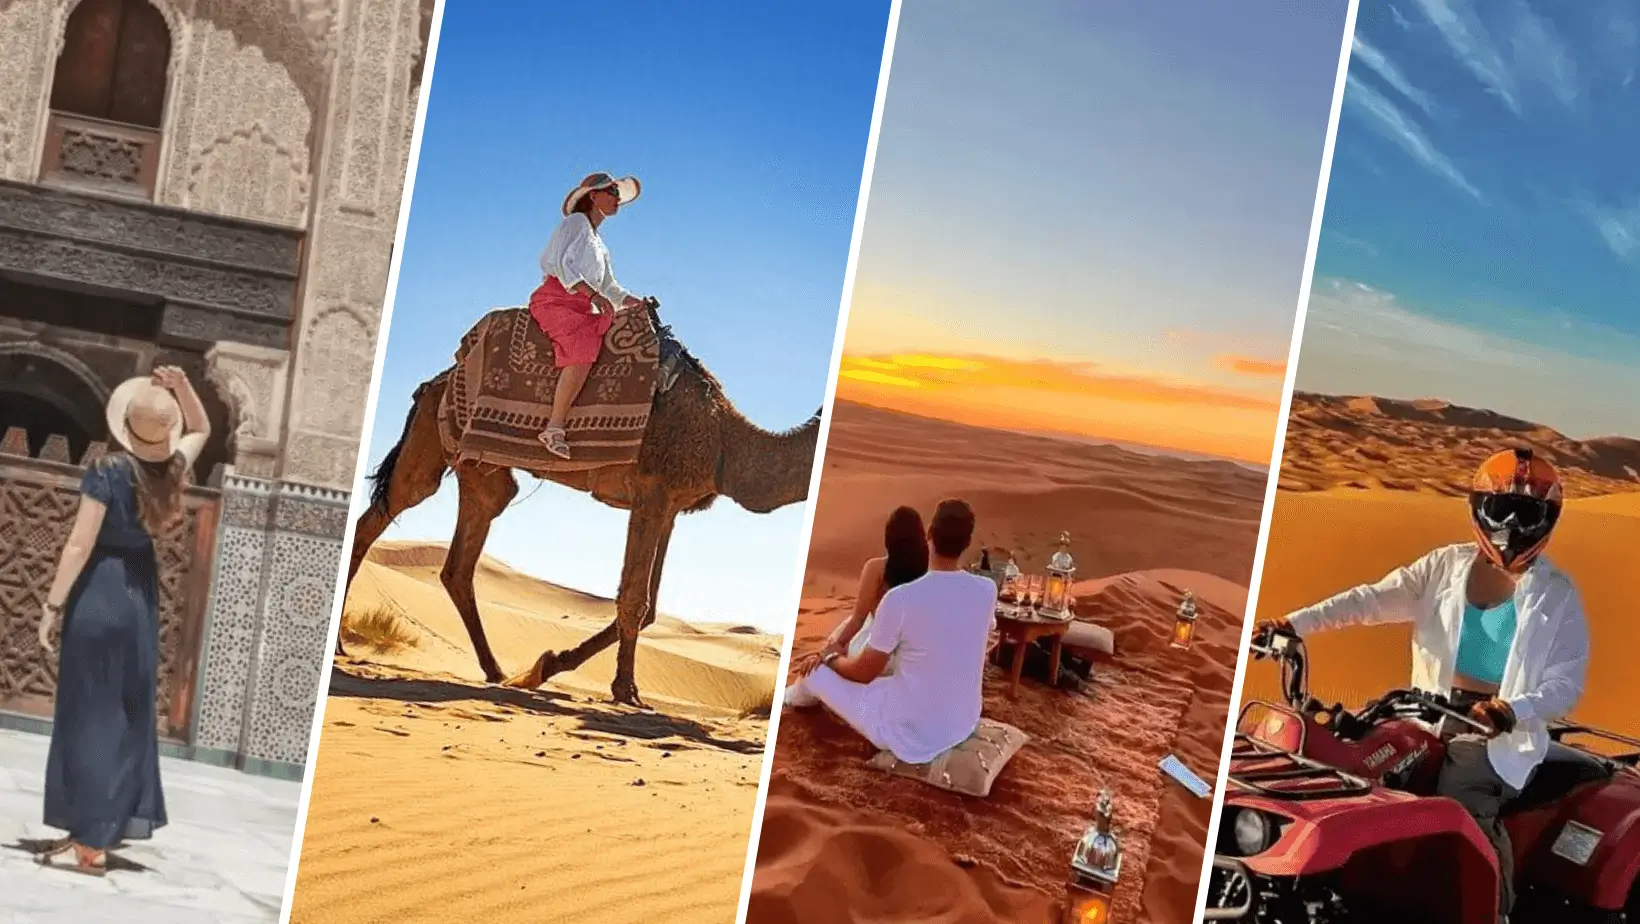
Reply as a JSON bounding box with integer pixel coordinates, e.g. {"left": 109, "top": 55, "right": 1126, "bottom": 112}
{"left": 0, "top": 0, "right": 431, "bottom": 776}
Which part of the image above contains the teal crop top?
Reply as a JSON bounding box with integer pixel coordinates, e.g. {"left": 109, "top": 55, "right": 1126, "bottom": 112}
{"left": 1454, "top": 599, "right": 1518, "bottom": 685}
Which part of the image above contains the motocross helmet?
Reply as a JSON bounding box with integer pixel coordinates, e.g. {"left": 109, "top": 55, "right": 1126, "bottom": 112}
{"left": 1468, "top": 447, "right": 1562, "bottom": 573}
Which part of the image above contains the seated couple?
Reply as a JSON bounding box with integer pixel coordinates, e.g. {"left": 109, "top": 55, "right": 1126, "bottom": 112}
{"left": 785, "top": 500, "right": 999, "bottom": 765}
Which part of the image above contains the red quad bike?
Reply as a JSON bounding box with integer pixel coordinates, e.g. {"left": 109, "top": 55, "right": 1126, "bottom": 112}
{"left": 1202, "top": 630, "right": 1640, "bottom": 924}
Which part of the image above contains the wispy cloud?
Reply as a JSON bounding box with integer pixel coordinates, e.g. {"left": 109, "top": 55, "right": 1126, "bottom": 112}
{"left": 1344, "top": 73, "right": 1482, "bottom": 200}
{"left": 1406, "top": 0, "right": 1580, "bottom": 114}
{"left": 1505, "top": 2, "right": 1579, "bottom": 110}
{"left": 1598, "top": 0, "right": 1638, "bottom": 88}
{"left": 1216, "top": 355, "right": 1287, "bottom": 378}
{"left": 1325, "top": 230, "right": 1380, "bottom": 257}
{"left": 1304, "top": 278, "right": 1539, "bottom": 369}
{"left": 1299, "top": 277, "right": 1640, "bottom": 438}
{"left": 1409, "top": 0, "right": 1523, "bottom": 112}
{"left": 837, "top": 353, "right": 1280, "bottom": 412}
{"left": 1577, "top": 198, "right": 1640, "bottom": 263}
{"left": 1389, "top": 5, "right": 1415, "bottom": 31}
{"left": 1352, "top": 35, "right": 1438, "bottom": 116}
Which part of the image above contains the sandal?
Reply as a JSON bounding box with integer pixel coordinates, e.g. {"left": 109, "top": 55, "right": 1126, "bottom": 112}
{"left": 538, "top": 427, "right": 571, "bottom": 459}
{"left": 37, "top": 844, "right": 106, "bottom": 878}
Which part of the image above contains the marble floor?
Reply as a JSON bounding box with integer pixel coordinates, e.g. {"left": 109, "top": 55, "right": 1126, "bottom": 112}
{"left": 0, "top": 729, "right": 300, "bottom": 923}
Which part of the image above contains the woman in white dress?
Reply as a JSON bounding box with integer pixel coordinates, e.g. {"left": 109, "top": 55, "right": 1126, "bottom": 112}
{"left": 811, "top": 506, "right": 929, "bottom": 676}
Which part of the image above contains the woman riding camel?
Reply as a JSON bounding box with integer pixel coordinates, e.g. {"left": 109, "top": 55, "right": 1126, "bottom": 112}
{"left": 531, "top": 171, "right": 654, "bottom": 458}
{"left": 1254, "top": 448, "right": 1589, "bottom": 924}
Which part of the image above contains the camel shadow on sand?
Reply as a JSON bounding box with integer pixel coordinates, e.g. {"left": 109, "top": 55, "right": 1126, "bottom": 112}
{"left": 327, "top": 666, "right": 764, "bottom": 756}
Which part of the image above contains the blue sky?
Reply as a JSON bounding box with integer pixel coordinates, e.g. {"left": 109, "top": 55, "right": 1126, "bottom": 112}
{"left": 1299, "top": 0, "right": 1640, "bottom": 438}
{"left": 365, "top": 1, "right": 890, "bottom": 630}
{"left": 835, "top": 0, "right": 1350, "bottom": 464}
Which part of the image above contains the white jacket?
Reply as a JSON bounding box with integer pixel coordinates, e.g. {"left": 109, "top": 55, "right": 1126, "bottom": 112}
{"left": 1287, "top": 543, "right": 1589, "bottom": 790}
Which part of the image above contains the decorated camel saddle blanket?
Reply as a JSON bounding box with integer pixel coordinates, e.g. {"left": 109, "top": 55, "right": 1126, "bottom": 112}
{"left": 437, "top": 307, "right": 661, "bottom": 474}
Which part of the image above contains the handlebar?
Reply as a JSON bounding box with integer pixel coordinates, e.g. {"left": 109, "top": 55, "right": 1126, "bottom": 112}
{"left": 1250, "top": 630, "right": 1496, "bottom": 736}
{"left": 1361, "top": 688, "right": 1494, "bottom": 735}
{"left": 1249, "top": 628, "right": 1309, "bottom": 708}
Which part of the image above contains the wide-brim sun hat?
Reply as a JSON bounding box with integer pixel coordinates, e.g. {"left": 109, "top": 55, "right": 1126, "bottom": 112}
{"left": 561, "top": 171, "right": 641, "bottom": 216}
{"left": 106, "top": 376, "right": 183, "bottom": 462}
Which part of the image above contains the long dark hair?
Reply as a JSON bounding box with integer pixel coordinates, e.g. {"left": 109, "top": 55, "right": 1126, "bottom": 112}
{"left": 129, "top": 451, "right": 187, "bottom": 536}
{"left": 883, "top": 505, "right": 929, "bottom": 590}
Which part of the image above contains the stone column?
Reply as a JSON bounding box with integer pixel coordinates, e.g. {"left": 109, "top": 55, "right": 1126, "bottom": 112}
{"left": 188, "top": 0, "right": 429, "bottom": 775}
{"left": 204, "top": 342, "right": 290, "bottom": 480}
{"left": 190, "top": 471, "right": 348, "bottom": 776}
{"left": 276, "top": 0, "right": 426, "bottom": 491}
{"left": 238, "top": 481, "right": 349, "bottom": 772}
{"left": 191, "top": 471, "right": 271, "bottom": 760}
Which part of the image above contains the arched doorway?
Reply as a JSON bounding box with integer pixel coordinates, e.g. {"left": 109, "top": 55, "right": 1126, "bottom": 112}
{"left": 40, "top": 0, "right": 173, "bottom": 199}
{"left": 0, "top": 347, "right": 108, "bottom": 462}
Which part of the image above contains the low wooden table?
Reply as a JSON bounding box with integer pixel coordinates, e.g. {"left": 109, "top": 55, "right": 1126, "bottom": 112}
{"left": 994, "top": 608, "right": 1074, "bottom": 699}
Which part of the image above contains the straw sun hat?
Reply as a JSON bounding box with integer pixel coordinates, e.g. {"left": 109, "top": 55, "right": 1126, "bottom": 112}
{"left": 561, "top": 171, "right": 641, "bottom": 216}
{"left": 105, "top": 377, "right": 183, "bottom": 462}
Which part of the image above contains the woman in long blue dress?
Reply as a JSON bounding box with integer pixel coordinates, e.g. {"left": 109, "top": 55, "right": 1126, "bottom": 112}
{"left": 33, "top": 365, "right": 210, "bottom": 876}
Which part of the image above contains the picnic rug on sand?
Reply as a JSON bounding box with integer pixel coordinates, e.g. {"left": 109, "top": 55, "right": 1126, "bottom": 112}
{"left": 437, "top": 307, "right": 662, "bottom": 474}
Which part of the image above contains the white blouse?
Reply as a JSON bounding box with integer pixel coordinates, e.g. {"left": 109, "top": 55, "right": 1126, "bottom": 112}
{"left": 539, "top": 212, "right": 635, "bottom": 308}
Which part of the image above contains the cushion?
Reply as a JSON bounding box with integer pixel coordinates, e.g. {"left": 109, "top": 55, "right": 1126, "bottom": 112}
{"left": 867, "top": 719, "right": 1028, "bottom": 797}
{"left": 1063, "top": 621, "right": 1114, "bottom": 656}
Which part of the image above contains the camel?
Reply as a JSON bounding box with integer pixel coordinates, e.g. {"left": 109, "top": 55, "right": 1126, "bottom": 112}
{"left": 338, "top": 341, "right": 821, "bottom": 707}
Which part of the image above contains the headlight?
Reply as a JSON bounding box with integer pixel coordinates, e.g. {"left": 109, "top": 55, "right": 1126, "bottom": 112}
{"left": 1232, "top": 809, "right": 1273, "bottom": 856}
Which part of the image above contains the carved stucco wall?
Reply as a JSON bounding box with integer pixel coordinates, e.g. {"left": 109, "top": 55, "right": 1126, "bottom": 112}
{"left": 278, "top": 0, "right": 427, "bottom": 490}
{"left": 0, "top": 0, "right": 428, "bottom": 772}
{"left": 0, "top": 0, "right": 325, "bottom": 229}
{"left": 159, "top": 0, "right": 325, "bottom": 228}
{"left": 0, "top": 0, "right": 51, "bottom": 179}
{"left": 0, "top": 0, "right": 423, "bottom": 491}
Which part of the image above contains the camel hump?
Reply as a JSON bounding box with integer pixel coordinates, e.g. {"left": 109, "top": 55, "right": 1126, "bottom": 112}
{"left": 453, "top": 307, "right": 529, "bottom": 354}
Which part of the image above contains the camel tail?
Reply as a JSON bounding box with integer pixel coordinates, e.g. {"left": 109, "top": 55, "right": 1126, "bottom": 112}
{"left": 367, "top": 372, "right": 444, "bottom": 515}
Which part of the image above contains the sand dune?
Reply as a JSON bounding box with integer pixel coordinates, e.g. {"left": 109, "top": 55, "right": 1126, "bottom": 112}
{"left": 748, "top": 402, "right": 1266, "bottom": 924}
{"left": 1279, "top": 392, "right": 1640, "bottom": 497}
{"left": 1245, "top": 395, "right": 1640, "bottom": 742}
{"left": 287, "top": 540, "right": 781, "bottom": 924}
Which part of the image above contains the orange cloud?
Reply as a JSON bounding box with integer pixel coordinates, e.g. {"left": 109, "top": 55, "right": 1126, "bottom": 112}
{"left": 839, "top": 368, "right": 924, "bottom": 389}
{"left": 1216, "top": 354, "right": 1288, "bottom": 378}
{"left": 834, "top": 352, "right": 1284, "bottom": 463}
{"left": 838, "top": 354, "right": 1280, "bottom": 412}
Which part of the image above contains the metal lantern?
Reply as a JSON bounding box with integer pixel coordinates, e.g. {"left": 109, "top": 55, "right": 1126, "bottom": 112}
{"left": 1171, "top": 589, "right": 1199, "bottom": 650}
{"left": 1044, "top": 531, "right": 1076, "bottom": 617}
{"left": 1065, "top": 789, "right": 1123, "bottom": 924}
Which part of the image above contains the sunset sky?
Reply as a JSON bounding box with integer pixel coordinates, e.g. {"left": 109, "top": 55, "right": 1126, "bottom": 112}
{"left": 837, "top": 0, "right": 1351, "bottom": 464}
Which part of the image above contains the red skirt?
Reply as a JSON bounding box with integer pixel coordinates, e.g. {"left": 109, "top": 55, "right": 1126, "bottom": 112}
{"left": 528, "top": 276, "right": 612, "bottom": 368}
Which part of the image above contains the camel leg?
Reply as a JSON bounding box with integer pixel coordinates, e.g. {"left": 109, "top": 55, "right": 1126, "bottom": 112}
{"left": 610, "top": 499, "right": 676, "bottom": 707}
{"left": 503, "top": 506, "right": 675, "bottom": 691}
{"left": 440, "top": 464, "right": 518, "bottom": 683}
{"left": 337, "top": 392, "right": 448, "bottom": 658}
{"left": 639, "top": 519, "right": 674, "bottom": 631}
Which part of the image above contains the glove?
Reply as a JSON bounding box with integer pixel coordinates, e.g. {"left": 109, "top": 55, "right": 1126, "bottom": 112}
{"left": 1468, "top": 697, "right": 1517, "bottom": 734}
{"left": 1252, "top": 616, "right": 1294, "bottom": 648}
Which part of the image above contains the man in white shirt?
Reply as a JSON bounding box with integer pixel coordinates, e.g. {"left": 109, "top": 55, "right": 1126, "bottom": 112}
{"left": 784, "top": 499, "right": 998, "bottom": 764}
